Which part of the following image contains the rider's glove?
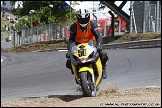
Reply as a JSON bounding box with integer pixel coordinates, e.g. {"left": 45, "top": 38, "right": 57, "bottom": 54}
{"left": 96, "top": 43, "right": 103, "bottom": 52}
{"left": 66, "top": 51, "right": 70, "bottom": 58}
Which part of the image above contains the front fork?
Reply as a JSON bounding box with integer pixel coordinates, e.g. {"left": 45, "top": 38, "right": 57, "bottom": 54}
{"left": 71, "top": 64, "right": 95, "bottom": 84}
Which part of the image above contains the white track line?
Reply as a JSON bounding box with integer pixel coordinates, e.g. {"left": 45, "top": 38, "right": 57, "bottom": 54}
{"left": 58, "top": 50, "right": 68, "bottom": 52}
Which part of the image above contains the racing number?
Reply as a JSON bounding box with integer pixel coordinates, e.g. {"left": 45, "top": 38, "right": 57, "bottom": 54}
{"left": 78, "top": 49, "right": 86, "bottom": 57}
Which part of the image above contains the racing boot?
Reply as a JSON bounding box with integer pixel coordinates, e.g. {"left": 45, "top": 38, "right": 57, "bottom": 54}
{"left": 66, "top": 58, "right": 74, "bottom": 74}
{"left": 102, "top": 65, "right": 107, "bottom": 79}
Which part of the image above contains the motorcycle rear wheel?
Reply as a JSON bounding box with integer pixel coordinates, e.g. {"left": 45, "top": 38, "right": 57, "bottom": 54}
{"left": 80, "top": 72, "right": 97, "bottom": 97}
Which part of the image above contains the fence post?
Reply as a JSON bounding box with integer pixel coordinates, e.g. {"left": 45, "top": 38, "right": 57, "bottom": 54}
{"left": 130, "top": 1, "right": 133, "bottom": 34}
{"left": 108, "top": 11, "right": 114, "bottom": 37}
{"left": 156, "top": 1, "right": 160, "bottom": 33}
{"left": 10, "top": 26, "right": 16, "bottom": 46}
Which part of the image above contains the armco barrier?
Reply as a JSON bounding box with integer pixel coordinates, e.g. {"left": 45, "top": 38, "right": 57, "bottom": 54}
{"left": 57, "top": 38, "right": 161, "bottom": 51}
{"left": 102, "top": 38, "right": 161, "bottom": 49}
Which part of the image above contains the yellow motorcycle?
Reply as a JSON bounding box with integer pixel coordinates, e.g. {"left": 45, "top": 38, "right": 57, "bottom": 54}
{"left": 70, "top": 40, "right": 103, "bottom": 97}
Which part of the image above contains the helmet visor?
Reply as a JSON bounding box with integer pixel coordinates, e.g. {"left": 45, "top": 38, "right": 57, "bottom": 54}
{"left": 77, "top": 17, "right": 90, "bottom": 25}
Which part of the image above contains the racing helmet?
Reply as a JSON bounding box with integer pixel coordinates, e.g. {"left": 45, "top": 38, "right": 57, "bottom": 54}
{"left": 76, "top": 9, "right": 90, "bottom": 27}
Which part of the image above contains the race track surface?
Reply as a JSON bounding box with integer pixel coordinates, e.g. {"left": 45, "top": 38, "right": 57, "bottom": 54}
{"left": 1, "top": 48, "right": 161, "bottom": 100}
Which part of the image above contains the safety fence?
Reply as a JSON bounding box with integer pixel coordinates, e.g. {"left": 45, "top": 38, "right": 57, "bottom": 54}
{"left": 130, "top": 1, "right": 161, "bottom": 33}
{"left": 11, "top": 22, "right": 71, "bottom": 46}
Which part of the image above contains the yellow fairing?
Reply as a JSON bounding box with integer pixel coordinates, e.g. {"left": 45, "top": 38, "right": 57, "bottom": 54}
{"left": 95, "top": 57, "right": 102, "bottom": 75}
{"left": 95, "top": 58, "right": 103, "bottom": 86}
{"left": 78, "top": 66, "right": 93, "bottom": 74}
{"left": 71, "top": 64, "right": 78, "bottom": 77}
{"left": 78, "top": 57, "right": 103, "bottom": 86}
{"left": 72, "top": 42, "right": 103, "bottom": 86}
{"left": 74, "top": 43, "right": 90, "bottom": 58}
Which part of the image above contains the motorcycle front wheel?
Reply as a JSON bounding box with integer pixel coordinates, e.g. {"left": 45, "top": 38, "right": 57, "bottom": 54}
{"left": 80, "top": 72, "right": 97, "bottom": 97}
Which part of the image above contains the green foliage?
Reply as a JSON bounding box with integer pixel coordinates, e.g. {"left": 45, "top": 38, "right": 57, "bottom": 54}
{"left": 11, "top": 1, "right": 78, "bottom": 31}
{"left": 71, "top": 1, "right": 80, "bottom": 7}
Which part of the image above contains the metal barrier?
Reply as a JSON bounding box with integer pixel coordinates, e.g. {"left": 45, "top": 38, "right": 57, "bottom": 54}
{"left": 102, "top": 38, "right": 161, "bottom": 49}
{"left": 12, "top": 22, "right": 71, "bottom": 46}
{"left": 57, "top": 38, "right": 161, "bottom": 51}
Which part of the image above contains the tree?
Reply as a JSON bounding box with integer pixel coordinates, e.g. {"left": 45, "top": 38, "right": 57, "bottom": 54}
{"left": 11, "top": 1, "right": 78, "bottom": 31}
{"left": 71, "top": 1, "right": 80, "bottom": 7}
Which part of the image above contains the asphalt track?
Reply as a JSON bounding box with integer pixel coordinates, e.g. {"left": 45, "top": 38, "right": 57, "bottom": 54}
{"left": 1, "top": 47, "right": 161, "bottom": 100}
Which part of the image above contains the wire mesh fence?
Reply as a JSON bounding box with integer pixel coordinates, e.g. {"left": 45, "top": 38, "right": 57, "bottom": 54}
{"left": 130, "top": 1, "right": 161, "bottom": 33}
{"left": 11, "top": 22, "right": 71, "bottom": 46}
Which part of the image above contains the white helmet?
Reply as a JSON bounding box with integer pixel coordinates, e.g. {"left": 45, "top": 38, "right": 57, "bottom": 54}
{"left": 76, "top": 9, "right": 90, "bottom": 27}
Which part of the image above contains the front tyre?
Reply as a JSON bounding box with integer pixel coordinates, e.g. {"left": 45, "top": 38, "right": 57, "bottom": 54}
{"left": 80, "top": 72, "right": 96, "bottom": 97}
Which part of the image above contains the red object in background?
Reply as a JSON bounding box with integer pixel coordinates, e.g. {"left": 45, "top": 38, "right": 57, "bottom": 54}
{"left": 5, "top": 38, "right": 8, "bottom": 42}
{"left": 43, "top": 34, "right": 50, "bottom": 41}
{"left": 65, "top": 27, "right": 70, "bottom": 39}
{"left": 97, "top": 16, "right": 127, "bottom": 36}
{"left": 31, "top": 20, "right": 40, "bottom": 27}
{"left": 97, "top": 18, "right": 112, "bottom": 36}
{"left": 107, "top": 26, "right": 112, "bottom": 36}
{"left": 115, "top": 16, "right": 127, "bottom": 31}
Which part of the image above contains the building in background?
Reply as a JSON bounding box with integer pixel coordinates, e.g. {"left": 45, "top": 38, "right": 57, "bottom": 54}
{"left": 1, "top": 1, "right": 23, "bottom": 11}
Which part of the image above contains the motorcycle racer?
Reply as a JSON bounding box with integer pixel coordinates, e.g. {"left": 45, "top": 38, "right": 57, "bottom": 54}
{"left": 66, "top": 8, "right": 109, "bottom": 79}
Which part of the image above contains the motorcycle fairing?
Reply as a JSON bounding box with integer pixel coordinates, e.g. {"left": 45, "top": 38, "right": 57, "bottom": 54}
{"left": 70, "top": 40, "right": 103, "bottom": 86}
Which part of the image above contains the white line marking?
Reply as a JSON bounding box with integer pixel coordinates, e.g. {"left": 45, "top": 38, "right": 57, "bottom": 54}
{"left": 58, "top": 50, "right": 68, "bottom": 52}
